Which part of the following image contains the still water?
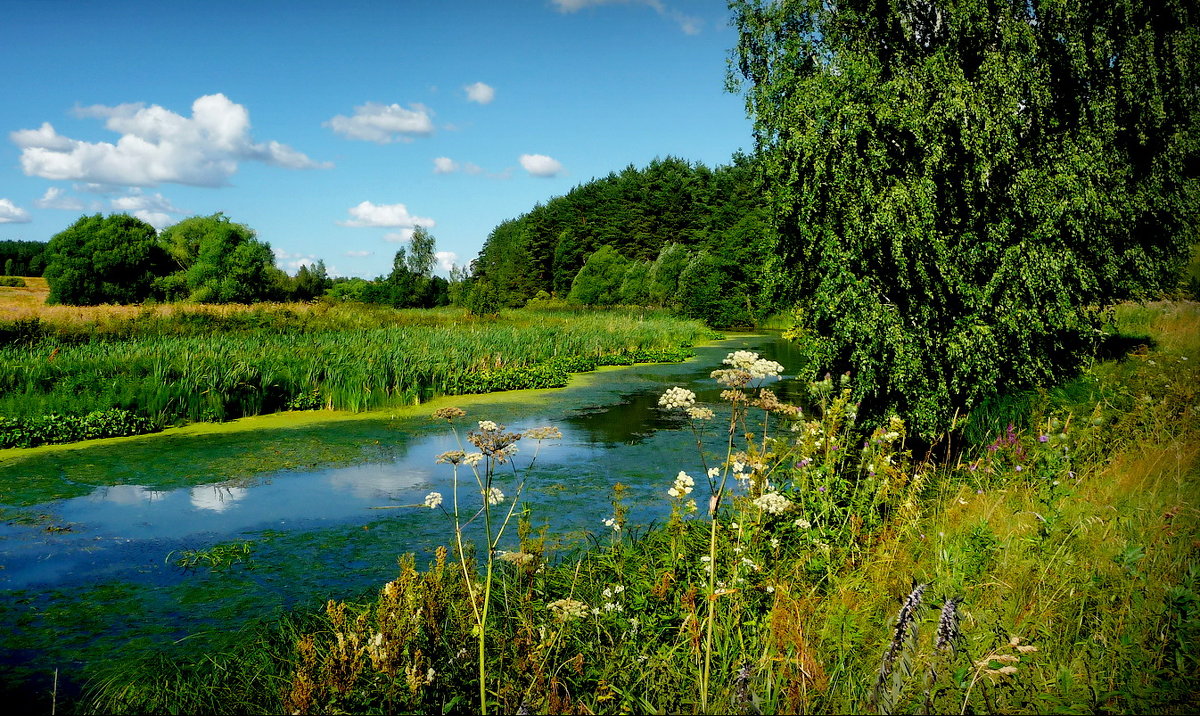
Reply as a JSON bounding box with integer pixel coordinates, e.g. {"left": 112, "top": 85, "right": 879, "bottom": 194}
{"left": 0, "top": 333, "right": 803, "bottom": 696}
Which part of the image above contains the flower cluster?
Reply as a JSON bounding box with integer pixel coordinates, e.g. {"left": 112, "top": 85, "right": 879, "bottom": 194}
{"left": 467, "top": 420, "right": 523, "bottom": 463}
{"left": 432, "top": 406, "right": 466, "bottom": 421}
{"left": 723, "top": 350, "right": 785, "bottom": 379}
{"left": 687, "top": 406, "right": 715, "bottom": 420}
{"left": 667, "top": 471, "right": 695, "bottom": 498}
{"left": 658, "top": 386, "right": 697, "bottom": 410}
{"left": 485, "top": 487, "right": 505, "bottom": 505}
{"left": 424, "top": 492, "right": 443, "bottom": 509}
{"left": 523, "top": 426, "right": 562, "bottom": 441}
{"left": 435, "top": 450, "right": 465, "bottom": 465}
{"left": 753, "top": 492, "right": 792, "bottom": 515}
{"left": 547, "top": 598, "right": 589, "bottom": 621}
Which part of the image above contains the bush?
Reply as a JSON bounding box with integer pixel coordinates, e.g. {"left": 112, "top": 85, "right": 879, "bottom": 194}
{"left": 0, "top": 276, "right": 26, "bottom": 287}
{"left": 0, "top": 409, "right": 159, "bottom": 449}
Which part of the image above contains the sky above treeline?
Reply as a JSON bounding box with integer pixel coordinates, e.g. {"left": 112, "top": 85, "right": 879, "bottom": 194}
{"left": 0, "top": 0, "right": 753, "bottom": 278}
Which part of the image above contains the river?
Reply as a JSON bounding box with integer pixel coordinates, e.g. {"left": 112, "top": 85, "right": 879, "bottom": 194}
{"left": 0, "top": 332, "right": 803, "bottom": 703}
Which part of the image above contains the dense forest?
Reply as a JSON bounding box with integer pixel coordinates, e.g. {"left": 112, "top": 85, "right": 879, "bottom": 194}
{"left": 469, "top": 154, "right": 773, "bottom": 326}
{"left": 0, "top": 240, "right": 47, "bottom": 278}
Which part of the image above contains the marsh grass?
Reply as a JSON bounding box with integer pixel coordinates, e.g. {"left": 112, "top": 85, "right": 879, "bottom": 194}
{"left": 78, "top": 300, "right": 1199, "bottom": 714}
{"left": 0, "top": 304, "right": 714, "bottom": 447}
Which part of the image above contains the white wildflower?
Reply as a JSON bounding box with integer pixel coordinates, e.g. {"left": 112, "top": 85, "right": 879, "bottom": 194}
{"left": 485, "top": 487, "right": 504, "bottom": 505}
{"left": 424, "top": 492, "right": 443, "bottom": 509}
{"left": 464, "top": 452, "right": 484, "bottom": 467}
{"left": 708, "top": 467, "right": 721, "bottom": 478}
{"left": 753, "top": 492, "right": 792, "bottom": 515}
{"left": 478, "top": 420, "right": 498, "bottom": 431}
{"left": 658, "top": 386, "right": 697, "bottom": 410}
{"left": 668, "top": 470, "right": 695, "bottom": 498}
{"left": 687, "top": 406, "right": 715, "bottom": 420}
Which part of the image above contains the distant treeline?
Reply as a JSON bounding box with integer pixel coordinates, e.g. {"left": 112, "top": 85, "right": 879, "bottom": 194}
{"left": 27, "top": 213, "right": 452, "bottom": 309}
{"left": 0, "top": 240, "right": 47, "bottom": 278}
{"left": 469, "top": 154, "right": 775, "bottom": 326}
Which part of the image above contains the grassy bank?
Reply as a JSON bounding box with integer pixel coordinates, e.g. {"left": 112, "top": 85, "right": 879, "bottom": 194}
{"left": 78, "top": 300, "right": 1199, "bottom": 714}
{"left": 0, "top": 303, "right": 716, "bottom": 448}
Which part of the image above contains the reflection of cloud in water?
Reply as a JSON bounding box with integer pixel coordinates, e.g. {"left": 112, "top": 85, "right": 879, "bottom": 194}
{"left": 190, "top": 485, "right": 249, "bottom": 512}
{"left": 325, "top": 463, "right": 431, "bottom": 500}
{"left": 92, "top": 484, "right": 166, "bottom": 504}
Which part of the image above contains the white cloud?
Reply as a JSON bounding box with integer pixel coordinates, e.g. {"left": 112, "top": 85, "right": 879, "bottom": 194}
{"left": 339, "top": 201, "right": 435, "bottom": 229}
{"left": 0, "top": 198, "right": 32, "bottom": 224}
{"left": 344, "top": 249, "right": 373, "bottom": 257}
{"left": 110, "top": 190, "right": 185, "bottom": 229}
{"left": 519, "top": 153, "right": 564, "bottom": 177}
{"left": 435, "top": 251, "right": 458, "bottom": 271}
{"left": 383, "top": 229, "right": 415, "bottom": 243}
{"left": 551, "top": 0, "right": 702, "bottom": 34}
{"left": 326, "top": 102, "right": 434, "bottom": 143}
{"left": 464, "top": 81, "right": 495, "bottom": 104}
{"left": 34, "top": 187, "right": 85, "bottom": 210}
{"left": 433, "top": 156, "right": 491, "bottom": 176}
{"left": 10, "top": 94, "right": 329, "bottom": 188}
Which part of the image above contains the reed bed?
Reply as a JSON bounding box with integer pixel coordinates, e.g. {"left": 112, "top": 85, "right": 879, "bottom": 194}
{"left": 0, "top": 306, "right": 713, "bottom": 441}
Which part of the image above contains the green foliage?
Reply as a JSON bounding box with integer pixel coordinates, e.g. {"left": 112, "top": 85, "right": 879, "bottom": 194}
{"left": 159, "top": 214, "right": 278, "bottom": 303}
{"left": 567, "top": 245, "right": 630, "bottom": 306}
{"left": 677, "top": 251, "right": 754, "bottom": 327}
{"left": 0, "top": 409, "right": 157, "bottom": 449}
{"left": 0, "top": 277, "right": 26, "bottom": 287}
{"left": 0, "top": 306, "right": 708, "bottom": 441}
{"left": 43, "top": 214, "right": 167, "bottom": 306}
{"left": 647, "top": 242, "right": 691, "bottom": 307}
{"left": 730, "top": 0, "right": 1200, "bottom": 437}
{"left": 0, "top": 240, "right": 48, "bottom": 278}
{"left": 618, "top": 261, "right": 652, "bottom": 305}
{"left": 473, "top": 155, "right": 771, "bottom": 308}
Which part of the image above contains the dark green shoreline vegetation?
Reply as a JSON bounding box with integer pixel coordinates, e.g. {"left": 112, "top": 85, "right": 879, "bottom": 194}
{"left": 0, "top": 305, "right": 716, "bottom": 449}
{"left": 74, "top": 299, "right": 1199, "bottom": 715}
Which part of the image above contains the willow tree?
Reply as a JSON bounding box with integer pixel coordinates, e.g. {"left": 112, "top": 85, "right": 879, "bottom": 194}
{"left": 730, "top": 0, "right": 1199, "bottom": 437}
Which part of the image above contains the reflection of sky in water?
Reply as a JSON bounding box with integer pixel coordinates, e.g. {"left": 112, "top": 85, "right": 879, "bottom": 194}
{"left": 0, "top": 333, "right": 803, "bottom": 592}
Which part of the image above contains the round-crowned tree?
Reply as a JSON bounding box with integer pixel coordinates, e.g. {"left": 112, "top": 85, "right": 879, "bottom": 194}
{"left": 44, "top": 214, "right": 168, "bottom": 305}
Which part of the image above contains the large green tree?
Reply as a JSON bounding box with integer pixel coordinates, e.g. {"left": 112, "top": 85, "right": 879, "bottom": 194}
{"left": 731, "top": 0, "right": 1199, "bottom": 437}
{"left": 44, "top": 214, "right": 168, "bottom": 305}
{"left": 158, "top": 213, "right": 278, "bottom": 303}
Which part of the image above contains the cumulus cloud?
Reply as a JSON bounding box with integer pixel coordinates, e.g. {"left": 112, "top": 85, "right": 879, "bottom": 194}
{"left": 109, "top": 190, "right": 185, "bottom": 229}
{"left": 34, "top": 187, "right": 85, "bottom": 210}
{"left": 551, "top": 0, "right": 702, "bottom": 34}
{"left": 339, "top": 201, "right": 435, "bottom": 229}
{"left": 435, "top": 251, "right": 458, "bottom": 271}
{"left": 519, "top": 153, "right": 564, "bottom": 177}
{"left": 326, "top": 102, "right": 434, "bottom": 143}
{"left": 9, "top": 94, "right": 329, "bottom": 188}
{"left": 464, "top": 81, "right": 495, "bottom": 104}
{"left": 0, "top": 199, "right": 32, "bottom": 224}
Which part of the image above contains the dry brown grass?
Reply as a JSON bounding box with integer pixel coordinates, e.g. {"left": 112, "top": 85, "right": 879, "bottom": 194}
{"left": 0, "top": 282, "right": 339, "bottom": 328}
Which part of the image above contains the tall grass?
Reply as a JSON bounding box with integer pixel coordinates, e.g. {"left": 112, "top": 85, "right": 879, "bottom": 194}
{"left": 0, "top": 306, "right": 714, "bottom": 433}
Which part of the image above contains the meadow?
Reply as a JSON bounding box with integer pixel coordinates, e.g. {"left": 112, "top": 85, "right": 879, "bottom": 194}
{"left": 75, "top": 298, "right": 1199, "bottom": 715}
{"left": 0, "top": 281, "right": 715, "bottom": 448}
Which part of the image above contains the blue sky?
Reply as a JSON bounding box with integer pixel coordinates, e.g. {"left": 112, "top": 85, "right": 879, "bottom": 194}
{"left": 0, "top": 0, "right": 752, "bottom": 278}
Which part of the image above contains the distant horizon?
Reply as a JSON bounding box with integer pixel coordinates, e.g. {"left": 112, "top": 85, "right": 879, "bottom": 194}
{"left": 0, "top": 0, "right": 752, "bottom": 278}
